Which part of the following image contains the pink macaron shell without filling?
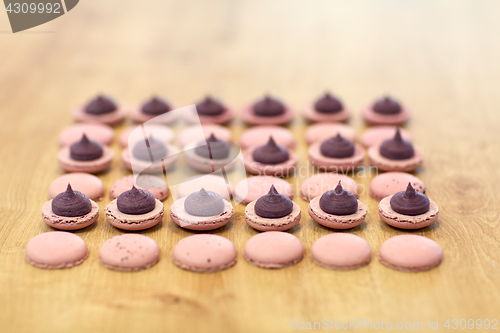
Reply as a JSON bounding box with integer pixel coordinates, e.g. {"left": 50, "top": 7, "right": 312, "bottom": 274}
{"left": 369, "top": 172, "right": 425, "bottom": 201}
{"left": 49, "top": 172, "right": 104, "bottom": 201}
{"left": 233, "top": 176, "right": 293, "bottom": 204}
{"left": 176, "top": 174, "right": 232, "bottom": 200}
{"left": 300, "top": 173, "right": 359, "bottom": 202}
{"left": 244, "top": 231, "right": 304, "bottom": 269}
{"left": 305, "top": 123, "right": 356, "bottom": 145}
{"left": 239, "top": 126, "right": 296, "bottom": 150}
{"left": 58, "top": 123, "right": 114, "bottom": 147}
{"left": 311, "top": 233, "right": 371, "bottom": 270}
{"left": 302, "top": 103, "right": 351, "bottom": 123}
{"left": 109, "top": 175, "right": 169, "bottom": 201}
{"left": 360, "top": 126, "right": 412, "bottom": 149}
{"left": 240, "top": 104, "right": 294, "bottom": 125}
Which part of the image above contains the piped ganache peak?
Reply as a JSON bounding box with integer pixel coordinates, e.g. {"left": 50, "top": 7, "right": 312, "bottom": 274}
{"left": 132, "top": 136, "right": 168, "bottom": 162}
{"left": 106, "top": 185, "right": 164, "bottom": 230}
{"left": 196, "top": 96, "right": 225, "bottom": 116}
{"left": 252, "top": 137, "right": 289, "bottom": 164}
{"left": 245, "top": 185, "right": 301, "bottom": 231}
{"left": 184, "top": 188, "right": 225, "bottom": 217}
{"left": 52, "top": 184, "right": 92, "bottom": 217}
{"left": 85, "top": 95, "right": 117, "bottom": 115}
{"left": 242, "top": 94, "right": 294, "bottom": 125}
{"left": 141, "top": 97, "right": 171, "bottom": 115}
{"left": 378, "top": 182, "right": 439, "bottom": 229}
{"left": 70, "top": 134, "right": 104, "bottom": 161}
{"left": 390, "top": 183, "right": 429, "bottom": 216}
{"left": 254, "top": 185, "right": 294, "bottom": 218}
{"left": 367, "top": 128, "right": 423, "bottom": 172}
{"left": 373, "top": 96, "right": 401, "bottom": 115}
{"left": 42, "top": 184, "right": 99, "bottom": 230}
{"left": 308, "top": 181, "right": 367, "bottom": 229}
{"left": 117, "top": 186, "right": 156, "bottom": 215}
{"left": 319, "top": 182, "right": 358, "bottom": 215}
{"left": 314, "top": 93, "right": 343, "bottom": 114}
{"left": 379, "top": 128, "right": 414, "bottom": 160}
{"left": 195, "top": 134, "right": 230, "bottom": 160}
{"left": 253, "top": 96, "right": 285, "bottom": 117}
{"left": 320, "top": 134, "right": 354, "bottom": 158}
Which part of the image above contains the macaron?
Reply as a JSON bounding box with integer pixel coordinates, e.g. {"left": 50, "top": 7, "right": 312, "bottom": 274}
{"left": 105, "top": 186, "right": 164, "bottom": 230}
{"left": 370, "top": 172, "right": 425, "bottom": 201}
{"left": 308, "top": 181, "right": 367, "bottom": 229}
{"left": 379, "top": 235, "right": 443, "bottom": 272}
{"left": 130, "top": 96, "right": 179, "bottom": 124}
{"left": 72, "top": 95, "right": 125, "bottom": 126}
{"left": 241, "top": 95, "right": 294, "bottom": 125}
{"left": 184, "top": 96, "right": 234, "bottom": 124}
{"left": 110, "top": 175, "right": 169, "bottom": 201}
{"left": 368, "top": 128, "right": 423, "bottom": 172}
{"left": 245, "top": 185, "right": 301, "bottom": 231}
{"left": 300, "top": 173, "right": 359, "bottom": 201}
{"left": 42, "top": 184, "right": 99, "bottom": 230}
{"left": 302, "top": 92, "right": 351, "bottom": 123}
{"left": 378, "top": 183, "right": 438, "bottom": 229}
{"left": 170, "top": 188, "right": 233, "bottom": 230}
{"left": 26, "top": 231, "right": 89, "bottom": 269}
{"left": 58, "top": 123, "right": 114, "bottom": 147}
{"left": 305, "top": 122, "right": 356, "bottom": 145}
{"left": 99, "top": 234, "right": 160, "bottom": 272}
{"left": 308, "top": 134, "right": 365, "bottom": 172}
{"left": 178, "top": 124, "right": 233, "bottom": 149}
{"left": 311, "top": 233, "right": 371, "bottom": 270}
{"left": 119, "top": 124, "right": 175, "bottom": 148}
{"left": 121, "top": 136, "right": 178, "bottom": 173}
{"left": 177, "top": 174, "right": 232, "bottom": 200}
{"left": 360, "top": 126, "right": 411, "bottom": 149}
{"left": 172, "top": 234, "right": 237, "bottom": 273}
{"left": 239, "top": 125, "right": 296, "bottom": 150}
{"left": 233, "top": 175, "right": 293, "bottom": 204}
{"left": 244, "top": 232, "right": 303, "bottom": 269}
{"left": 243, "top": 137, "right": 298, "bottom": 176}
{"left": 49, "top": 172, "right": 104, "bottom": 201}
{"left": 183, "top": 134, "right": 238, "bottom": 173}
{"left": 362, "top": 96, "right": 411, "bottom": 125}
{"left": 58, "top": 134, "right": 114, "bottom": 174}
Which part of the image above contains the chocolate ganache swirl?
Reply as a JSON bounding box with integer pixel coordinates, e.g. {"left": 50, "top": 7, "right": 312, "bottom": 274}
{"left": 195, "top": 134, "right": 230, "bottom": 159}
{"left": 319, "top": 181, "right": 358, "bottom": 215}
{"left": 314, "top": 92, "right": 343, "bottom": 114}
{"left": 196, "top": 96, "right": 225, "bottom": 116}
{"left": 320, "top": 133, "right": 355, "bottom": 158}
{"left": 70, "top": 134, "right": 104, "bottom": 161}
{"left": 252, "top": 137, "right": 289, "bottom": 164}
{"left": 141, "top": 96, "right": 171, "bottom": 115}
{"left": 85, "top": 95, "right": 117, "bottom": 115}
{"left": 117, "top": 186, "right": 156, "bottom": 215}
{"left": 379, "top": 128, "right": 414, "bottom": 160}
{"left": 373, "top": 96, "right": 401, "bottom": 115}
{"left": 390, "top": 183, "right": 430, "bottom": 216}
{"left": 254, "top": 185, "right": 293, "bottom": 218}
{"left": 253, "top": 95, "right": 285, "bottom": 117}
{"left": 52, "top": 184, "right": 92, "bottom": 217}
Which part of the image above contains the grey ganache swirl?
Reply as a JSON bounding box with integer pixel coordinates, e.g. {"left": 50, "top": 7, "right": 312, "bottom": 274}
{"left": 184, "top": 188, "right": 225, "bottom": 217}
{"left": 194, "top": 133, "right": 230, "bottom": 159}
{"left": 319, "top": 181, "right": 358, "bottom": 215}
{"left": 254, "top": 185, "right": 293, "bottom": 218}
{"left": 52, "top": 184, "right": 92, "bottom": 217}
{"left": 132, "top": 135, "right": 168, "bottom": 162}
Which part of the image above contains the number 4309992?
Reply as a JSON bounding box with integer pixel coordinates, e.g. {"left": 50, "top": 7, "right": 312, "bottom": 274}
{"left": 444, "top": 319, "right": 498, "bottom": 329}
{"left": 6, "top": 2, "right": 61, "bottom": 14}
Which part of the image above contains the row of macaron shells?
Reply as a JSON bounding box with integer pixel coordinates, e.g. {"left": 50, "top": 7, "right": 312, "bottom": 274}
{"left": 71, "top": 93, "right": 410, "bottom": 126}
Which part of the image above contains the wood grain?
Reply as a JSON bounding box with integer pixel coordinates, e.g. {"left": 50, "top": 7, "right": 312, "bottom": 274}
{"left": 1, "top": 1, "right": 500, "bottom": 332}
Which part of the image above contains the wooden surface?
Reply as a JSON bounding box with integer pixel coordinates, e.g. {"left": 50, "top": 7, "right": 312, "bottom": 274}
{"left": 1, "top": 1, "right": 500, "bottom": 332}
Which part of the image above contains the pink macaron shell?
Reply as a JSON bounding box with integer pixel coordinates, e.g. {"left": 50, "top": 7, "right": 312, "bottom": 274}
{"left": 360, "top": 126, "right": 412, "bottom": 149}
{"left": 26, "top": 231, "right": 89, "bottom": 269}
{"left": 239, "top": 126, "right": 296, "bottom": 150}
{"left": 379, "top": 235, "right": 443, "bottom": 272}
{"left": 243, "top": 148, "right": 298, "bottom": 176}
{"left": 58, "top": 123, "right": 114, "bottom": 147}
{"left": 130, "top": 106, "right": 180, "bottom": 124}
{"left": 178, "top": 124, "right": 233, "bottom": 149}
{"left": 308, "top": 142, "right": 365, "bottom": 172}
{"left": 49, "top": 172, "right": 104, "bottom": 200}
{"left": 308, "top": 197, "right": 367, "bottom": 229}
{"left": 302, "top": 103, "right": 351, "bottom": 123}
{"left": 184, "top": 107, "right": 234, "bottom": 125}
{"left": 233, "top": 176, "right": 293, "bottom": 204}
{"left": 305, "top": 123, "right": 356, "bottom": 145}
{"left": 311, "top": 233, "right": 371, "bottom": 270}
{"left": 170, "top": 197, "right": 233, "bottom": 230}
{"left": 300, "top": 173, "right": 359, "bottom": 201}
{"left": 172, "top": 234, "right": 237, "bottom": 273}
{"left": 121, "top": 144, "right": 179, "bottom": 174}
{"left": 99, "top": 234, "right": 160, "bottom": 272}
{"left": 378, "top": 195, "right": 439, "bottom": 229}
{"left": 42, "top": 200, "right": 99, "bottom": 230}
{"left": 244, "top": 200, "right": 301, "bottom": 231}
{"left": 105, "top": 199, "right": 164, "bottom": 231}
{"left": 244, "top": 232, "right": 303, "bottom": 269}
{"left": 369, "top": 172, "right": 425, "bottom": 201}
{"left": 176, "top": 174, "right": 232, "bottom": 200}
{"left": 109, "top": 175, "right": 169, "bottom": 201}
{"left": 72, "top": 105, "right": 126, "bottom": 126}
{"left": 119, "top": 124, "right": 175, "bottom": 148}
{"left": 368, "top": 145, "right": 423, "bottom": 172}
{"left": 361, "top": 105, "right": 411, "bottom": 125}
{"left": 58, "top": 146, "right": 114, "bottom": 174}
{"left": 241, "top": 104, "right": 295, "bottom": 126}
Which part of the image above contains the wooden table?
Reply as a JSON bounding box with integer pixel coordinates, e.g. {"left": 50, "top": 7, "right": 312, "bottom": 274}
{"left": 1, "top": 1, "right": 499, "bottom": 332}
